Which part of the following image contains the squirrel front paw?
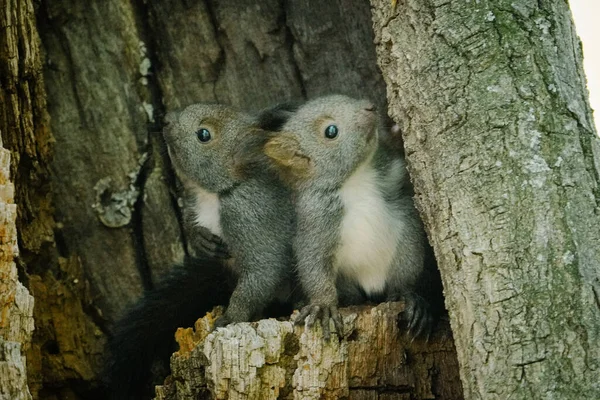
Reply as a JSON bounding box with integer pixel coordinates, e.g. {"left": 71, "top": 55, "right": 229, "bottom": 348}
{"left": 188, "top": 226, "right": 231, "bottom": 260}
{"left": 399, "top": 294, "right": 434, "bottom": 341}
{"left": 295, "top": 303, "right": 343, "bottom": 340}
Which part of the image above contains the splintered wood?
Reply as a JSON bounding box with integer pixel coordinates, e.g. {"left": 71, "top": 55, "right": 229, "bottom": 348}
{"left": 0, "top": 145, "right": 35, "bottom": 400}
{"left": 155, "top": 303, "right": 463, "bottom": 400}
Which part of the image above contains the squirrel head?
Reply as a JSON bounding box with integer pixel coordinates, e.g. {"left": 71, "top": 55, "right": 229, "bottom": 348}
{"left": 164, "top": 104, "right": 269, "bottom": 193}
{"left": 264, "top": 94, "right": 379, "bottom": 188}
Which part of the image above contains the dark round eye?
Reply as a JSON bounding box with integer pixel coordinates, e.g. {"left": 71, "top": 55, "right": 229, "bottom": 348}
{"left": 324, "top": 124, "right": 338, "bottom": 139}
{"left": 196, "top": 128, "right": 211, "bottom": 143}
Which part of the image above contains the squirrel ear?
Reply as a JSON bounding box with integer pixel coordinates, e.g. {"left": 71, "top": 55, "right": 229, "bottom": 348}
{"left": 256, "top": 101, "right": 300, "bottom": 131}
{"left": 264, "top": 133, "right": 312, "bottom": 178}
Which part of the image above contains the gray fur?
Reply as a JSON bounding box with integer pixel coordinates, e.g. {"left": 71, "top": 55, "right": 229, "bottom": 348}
{"left": 164, "top": 103, "right": 297, "bottom": 326}
{"left": 265, "top": 94, "right": 437, "bottom": 338}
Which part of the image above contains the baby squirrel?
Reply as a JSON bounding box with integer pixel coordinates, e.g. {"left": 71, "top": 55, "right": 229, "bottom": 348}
{"left": 179, "top": 101, "right": 299, "bottom": 262}
{"left": 163, "top": 103, "right": 299, "bottom": 327}
{"left": 264, "top": 94, "right": 443, "bottom": 339}
{"left": 104, "top": 103, "right": 299, "bottom": 399}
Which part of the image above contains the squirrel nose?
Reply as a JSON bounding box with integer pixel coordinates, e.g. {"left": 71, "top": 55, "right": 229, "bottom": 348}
{"left": 364, "top": 104, "right": 376, "bottom": 112}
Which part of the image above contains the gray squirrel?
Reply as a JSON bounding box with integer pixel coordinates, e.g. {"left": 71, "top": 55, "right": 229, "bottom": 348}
{"left": 103, "top": 102, "right": 300, "bottom": 399}
{"left": 163, "top": 103, "right": 300, "bottom": 327}
{"left": 263, "top": 94, "right": 443, "bottom": 339}
{"left": 177, "top": 102, "right": 300, "bottom": 262}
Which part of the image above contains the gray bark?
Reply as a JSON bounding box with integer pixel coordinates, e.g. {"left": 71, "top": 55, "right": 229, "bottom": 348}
{"left": 371, "top": 0, "right": 600, "bottom": 398}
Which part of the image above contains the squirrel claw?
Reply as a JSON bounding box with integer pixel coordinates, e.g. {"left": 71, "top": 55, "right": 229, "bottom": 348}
{"left": 330, "top": 307, "right": 344, "bottom": 337}
{"left": 296, "top": 304, "right": 343, "bottom": 341}
{"left": 400, "top": 295, "right": 434, "bottom": 341}
{"left": 192, "top": 227, "right": 231, "bottom": 260}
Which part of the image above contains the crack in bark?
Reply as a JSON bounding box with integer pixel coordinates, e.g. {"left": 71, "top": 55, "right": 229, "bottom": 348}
{"left": 279, "top": 0, "right": 307, "bottom": 99}
{"left": 592, "top": 285, "right": 600, "bottom": 311}
{"left": 127, "top": 0, "right": 173, "bottom": 291}
{"left": 41, "top": 12, "right": 89, "bottom": 133}
{"left": 204, "top": 0, "right": 226, "bottom": 103}
{"left": 129, "top": 154, "right": 154, "bottom": 290}
{"left": 349, "top": 385, "right": 414, "bottom": 393}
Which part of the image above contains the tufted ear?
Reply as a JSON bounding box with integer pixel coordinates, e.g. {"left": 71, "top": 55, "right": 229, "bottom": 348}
{"left": 263, "top": 133, "right": 312, "bottom": 179}
{"left": 255, "top": 101, "right": 301, "bottom": 131}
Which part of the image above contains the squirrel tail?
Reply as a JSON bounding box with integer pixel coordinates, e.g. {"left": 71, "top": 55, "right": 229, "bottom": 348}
{"left": 102, "top": 256, "right": 234, "bottom": 399}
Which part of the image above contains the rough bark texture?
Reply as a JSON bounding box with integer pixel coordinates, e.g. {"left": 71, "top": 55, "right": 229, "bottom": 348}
{"left": 156, "top": 303, "right": 462, "bottom": 400}
{"left": 371, "top": 0, "right": 600, "bottom": 398}
{"left": 0, "top": 140, "right": 35, "bottom": 399}
{"left": 1, "top": 1, "right": 106, "bottom": 398}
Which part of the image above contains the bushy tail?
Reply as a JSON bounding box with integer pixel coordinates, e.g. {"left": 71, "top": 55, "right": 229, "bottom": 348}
{"left": 103, "top": 256, "right": 235, "bottom": 399}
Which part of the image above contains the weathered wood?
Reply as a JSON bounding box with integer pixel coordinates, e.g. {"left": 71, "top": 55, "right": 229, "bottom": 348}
{"left": 0, "top": 142, "right": 34, "bottom": 400}
{"left": 371, "top": 0, "right": 600, "bottom": 398}
{"left": 0, "top": 0, "right": 54, "bottom": 255}
{"left": 0, "top": 1, "right": 44, "bottom": 398}
{"left": 0, "top": 4, "right": 38, "bottom": 389}
{"left": 1, "top": 1, "right": 109, "bottom": 398}
{"left": 38, "top": 0, "right": 151, "bottom": 320}
{"left": 284, "top": 0, "right": 388, "bottom": 111}
{"left": 156, "top": 303, "right": 462, "bottom": 400}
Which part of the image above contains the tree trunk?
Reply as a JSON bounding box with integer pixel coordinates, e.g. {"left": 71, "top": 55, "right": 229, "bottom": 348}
{"left": 1, "top": 1, "right": 107, "bottom": 398}
{"left": 370, "top": 0, "right": 600, "bottom": 398}
{"left": 155, "top": 303, "right": 462, "bottom": 400}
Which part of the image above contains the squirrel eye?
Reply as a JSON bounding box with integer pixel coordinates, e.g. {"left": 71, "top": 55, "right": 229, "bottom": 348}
{"left": 324, "top": 124, "right": 339, "bottom": 139}
{"left": 196, "top": 128, "right": 211, "bottom": 143}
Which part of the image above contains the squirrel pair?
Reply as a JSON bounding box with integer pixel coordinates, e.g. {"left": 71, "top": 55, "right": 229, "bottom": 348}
{"left": 104, "top": 95, "right": 443, "bottom": 399}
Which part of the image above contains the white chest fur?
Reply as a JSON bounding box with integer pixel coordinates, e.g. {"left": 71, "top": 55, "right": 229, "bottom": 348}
{"left": 334, "top": 161, "right": 403, "bottom": 295}
{"left": 191, "top": 186, "right": 222, "bottom": 236}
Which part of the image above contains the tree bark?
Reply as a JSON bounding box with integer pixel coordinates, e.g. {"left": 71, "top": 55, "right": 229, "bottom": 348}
{"left": 370, "top": 0, "right": 600, "bottom": 398}
{"left": 155, "top": 303, "right": 462, "bottom": 400}
{"left": 0, "top": 138, "right": 35, "bottom": 400}
{"left": 1, "top": 1, "right": 45, "bottom": 399}
{"left": 1, "top": 1, "right": 107, "bottom": 398}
